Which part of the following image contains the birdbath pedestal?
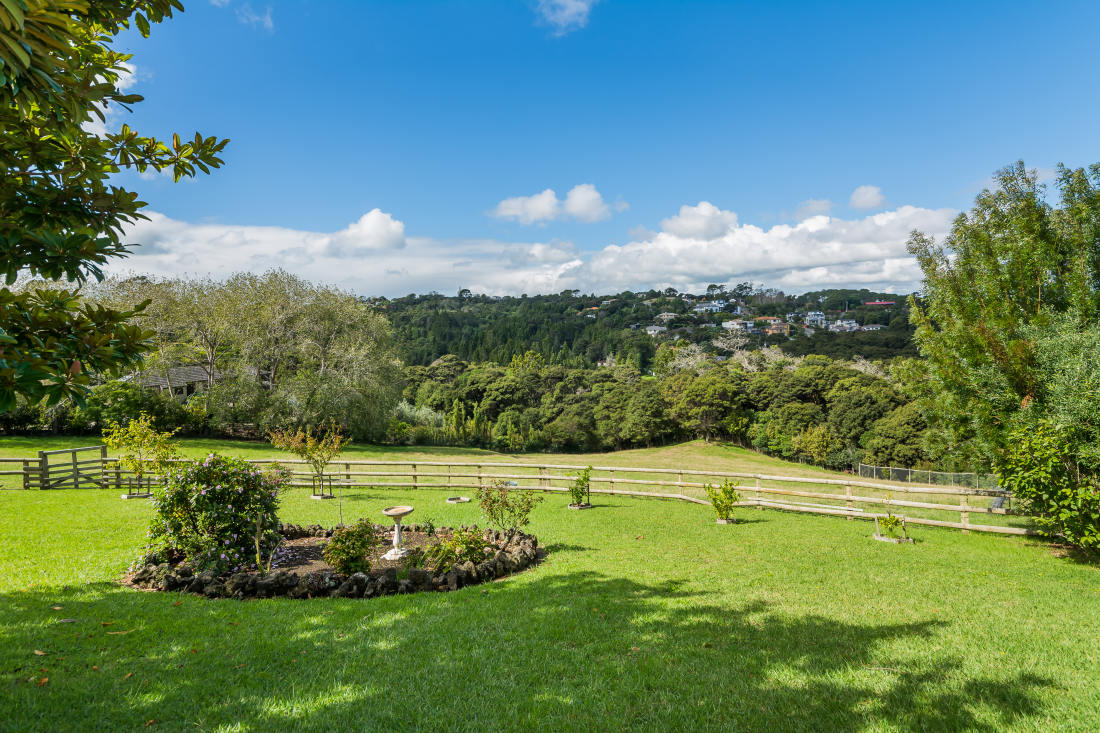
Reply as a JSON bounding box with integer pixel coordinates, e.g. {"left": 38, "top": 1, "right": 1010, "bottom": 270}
{"left": 381, "top": 505, "right": 414, "bottom": 561}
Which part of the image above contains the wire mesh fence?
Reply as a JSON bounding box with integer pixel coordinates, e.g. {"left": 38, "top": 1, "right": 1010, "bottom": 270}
{"left": 857, "top": 463, "right": 1001, "bottom": 490}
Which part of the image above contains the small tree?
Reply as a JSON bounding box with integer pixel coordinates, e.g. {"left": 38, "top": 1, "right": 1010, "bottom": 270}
{"left": 704, "top": 479, "right": 741, "bottom": 522}
{"left": 477, "top": 480, "right": 543, "bottom": 547}
{"left": 102, "top": 412, "right": 180, "bottom": 491}
{"left": 569, "top": 466, "right": 592, "bottom": 506}
{"left": 269, "top": 421, "right": 350, "bottom": 483}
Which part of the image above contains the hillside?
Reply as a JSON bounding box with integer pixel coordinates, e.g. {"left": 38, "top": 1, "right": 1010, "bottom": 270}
{"left": 373, "top": 287, "right": 918, "bottom": 368}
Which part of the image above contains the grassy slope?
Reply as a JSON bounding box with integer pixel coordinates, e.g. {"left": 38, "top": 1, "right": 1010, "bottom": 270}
{"left": 0, "top": 477, "right": 1098, "bottom": 730}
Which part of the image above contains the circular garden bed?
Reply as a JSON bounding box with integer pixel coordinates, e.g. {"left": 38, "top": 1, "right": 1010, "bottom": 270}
{"left": 128, "top": 523, "right": 541, "bottom": 600}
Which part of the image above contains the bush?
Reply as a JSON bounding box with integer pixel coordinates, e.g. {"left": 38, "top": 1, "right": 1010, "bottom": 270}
{"left": 704, "top": 479, "right": 741, "bottom": 520}
{"left": 997, "top": 422, "right": 1100, "bottom": 553}
{"left": 423, "top": 526, "right": 492, "bottom": 572}
{"left": 569, "top": 466, "right": 592, "bottom": 506}
{"left": 322, "top": 519, "right": 379, "bottom": 575}
{"left": 477, "top": 480, "right": 543, "bottom": 545}
{"left": 146, "top": 453, "right": 288, "bottom": 574}
{"left": 68, "top": 380, "right": 191, "bottom": 433}
{"left": 878, "top": 514, "right": 904, "bottom": 537}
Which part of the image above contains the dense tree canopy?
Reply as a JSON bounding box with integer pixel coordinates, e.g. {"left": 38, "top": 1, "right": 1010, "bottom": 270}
{"left": 0, "top": 0, "right": 228, "bottom": 410}
{"left": 910, "top": 161, "right": 1100, "bottom": 550}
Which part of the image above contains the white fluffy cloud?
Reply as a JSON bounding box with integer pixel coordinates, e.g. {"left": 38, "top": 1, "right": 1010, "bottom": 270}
{"left": 492, "top": 189, "right": 561, "bottom": 225}
{"left": 536, "top": 0, "right": 598, "bottom": 35}
{"left": 850, "top": 185, "right": 885, "bottom": 209}
{"left": 575, "top": 204, "right": 954, "bottom": 295}
{"left": 114, "top": 200, "right": 955, "bottom": 297}
{"left": 563, "top": 183, "right": 612, "bottom": 222}
{"left": 326, "top": 209, "right": 406, "bottom": 254}
{"left": 492, "top": 184, "right": 619, "bottom": 224}
{"left": 660, "top": 202, "right": 738, "bottom": 240}
{"left": 116, "top": 211, "right": 582, "bottom": 296}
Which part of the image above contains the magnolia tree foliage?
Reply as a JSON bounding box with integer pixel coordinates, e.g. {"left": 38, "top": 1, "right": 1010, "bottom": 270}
{"left": 0, "top": 0, "right": 228, "bottom": 411}
{"left": 909, "top": 161, "right": 1100, "bottom": 550}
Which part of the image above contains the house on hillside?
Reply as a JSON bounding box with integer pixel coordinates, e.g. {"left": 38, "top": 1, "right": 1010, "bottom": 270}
{"left": 722, "top": 319, "right": 748, "bottom": 331}
{"left": 654, "top": 312, "right": 678, "bottom": 324}
{"left": 765, "top": 323, "right": 790, "bottom": 337}
{"left": 692, "top": 299, "right": 727, "bottom": 314}
{"left": 860, "top": 323, "right": 885, "bottom": 331}
{"left": 645, "top": 325, "right": 668, "bottom": 336}
{"left": 830, "top": 319, "right": 860, "bottom": 332}
{"left": 805, "top": 311, "right": 827, "bottom": 327}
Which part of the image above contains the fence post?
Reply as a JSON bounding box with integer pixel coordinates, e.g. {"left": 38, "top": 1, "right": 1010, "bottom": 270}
{"left": 609, "top": 468, "right": 615, "bottom": 495}
{"left": 38, "top": 451, "right": 49, "bottom": 491}
{"left": 961, "top": 494, "right": 971, "bottom": 534}
{"left": 344, "top": 462, "right": 351, "bottom": 484}
{"left": 114, "top": 460, "right": 122, "bottom": 493}
{"left": 99, "top": 445, "right": 108, "bottom": 489}
{"left": 677, "top": 470, "right": 683, "bottom": 499}
{"left": 412, "top": 463, "right": 418, "bottom": 490}
{"left": 539, "top": 466, "right": 547, "bottom": 492}
{"left": 845, "top": 483, "right": 853, "bottom": 519}
{"left": 22, "top": 459, "right": 32, "bottom": 489}
{"left": 755, "top": 476, "right": 761, "bottom": 509}
{"left": 477, "top": 464, "right": 483, "bottom": 491}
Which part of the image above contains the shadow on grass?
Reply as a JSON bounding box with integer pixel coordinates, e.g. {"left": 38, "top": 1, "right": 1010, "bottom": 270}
{"left": 0, "top": 573, "right": 1053, "bottom": 731}
{"left": 540, "top": 543, "right": 593, "bottom": 554}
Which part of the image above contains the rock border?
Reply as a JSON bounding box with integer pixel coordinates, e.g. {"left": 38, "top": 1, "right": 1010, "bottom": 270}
{"left": 128, "top": 524, "right": 540, "bottom": 600}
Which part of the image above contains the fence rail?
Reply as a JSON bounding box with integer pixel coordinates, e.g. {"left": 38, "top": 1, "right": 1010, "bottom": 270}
{"left": 4, "top": 454, "right": 1034, "bottom": 538}
{"left": 857, "top": 462, "right": 1000, "bottom": 490}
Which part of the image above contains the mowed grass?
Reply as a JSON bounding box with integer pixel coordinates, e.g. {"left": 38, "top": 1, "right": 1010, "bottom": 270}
{"left": 0, "top": 436, "right": 1026, "bottom": 529}
{"left": 0, "top": 434, "right": 846, "bottom": 475}
{"left": 1, "top": 465, "right": 1098, "bottom": 731}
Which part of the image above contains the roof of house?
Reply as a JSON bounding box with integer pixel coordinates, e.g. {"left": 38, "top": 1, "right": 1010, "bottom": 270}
{"left": 127, "top": 365, "right": 218, "bottom": 389}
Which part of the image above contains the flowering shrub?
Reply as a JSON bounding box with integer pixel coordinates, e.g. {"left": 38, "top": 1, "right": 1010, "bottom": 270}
{"left": 322, "top": 519, "right": 378, "bottom": 575}
{"left": 146, "top": 453, "right": 289, "bottom": 575}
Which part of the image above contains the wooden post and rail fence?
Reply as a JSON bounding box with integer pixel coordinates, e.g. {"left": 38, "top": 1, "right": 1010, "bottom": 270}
{"left": 0, "top": 447, "right": 1032, "bottom": 537}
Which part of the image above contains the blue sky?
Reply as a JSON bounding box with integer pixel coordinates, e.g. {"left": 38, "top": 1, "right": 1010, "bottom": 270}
{"left": 107, "top": 0, "right": 1100, "bottom": 296}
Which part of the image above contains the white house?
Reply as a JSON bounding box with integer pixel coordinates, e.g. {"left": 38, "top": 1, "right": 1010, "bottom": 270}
{"left": 830, "top": 319, "right": 860, "bottom": 332}
{"left": 692, "top": 299, "right": 727, "bottom": 314}
{"left": 805, "top": 311, "right": 827, "bottom": 327}
{"left": 645, "top": 325, "right": 668, "bottom": 336}
{"left": 860, "top": 323, "right": 885, "bottom": 331}
{"left": 722, "top": 319, "right": 748, "bottom": 331}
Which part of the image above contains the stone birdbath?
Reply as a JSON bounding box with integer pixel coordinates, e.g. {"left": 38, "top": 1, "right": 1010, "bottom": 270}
{"left": 381, "top": 505, "right": 414, "bottom": 561}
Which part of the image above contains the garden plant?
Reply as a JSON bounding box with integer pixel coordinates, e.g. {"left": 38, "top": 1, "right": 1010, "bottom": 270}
{"left": 477, "top": 479, "right": 543, "bottom": 546}
{"left": 322, "top": 519, "right": 379, "bottom": 575}
{"left": 703, "top": 478, "right": 741, "bottom": 523}
{"left": 145, "top": 453, "right": 288, "bottom": 574}
{"left": 569, "top": 466, "right": 593, "bottom": 508}
{"left": 101, "top": 412, "right": 180, "bottom": 494}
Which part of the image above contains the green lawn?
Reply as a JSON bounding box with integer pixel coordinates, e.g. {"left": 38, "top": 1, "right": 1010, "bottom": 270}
{"left": 0, "top": 469, "right": 1097, "bottom": 730}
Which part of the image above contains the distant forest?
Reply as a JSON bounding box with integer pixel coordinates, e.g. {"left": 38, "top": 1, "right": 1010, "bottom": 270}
{"left": 373, "top": 286, "right": 918, "bottom": 370}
